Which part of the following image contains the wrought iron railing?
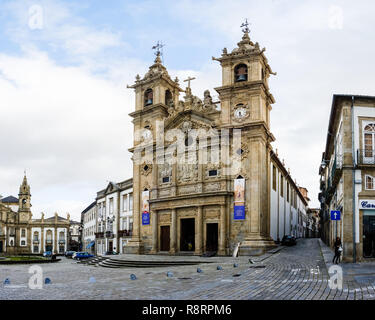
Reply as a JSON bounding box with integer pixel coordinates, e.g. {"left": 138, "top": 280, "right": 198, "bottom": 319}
{"left": 358, "top": 149, "right": 375, "bottom": 165}
{"left": 118, "top": 230, "right": 132, "bottom": 237}
{"left": 95, "top": 232, "right": 104, "bottom": 238}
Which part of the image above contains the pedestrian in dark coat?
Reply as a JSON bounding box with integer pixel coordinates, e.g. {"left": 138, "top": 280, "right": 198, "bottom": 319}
{"left": 333, "top": 237, "right": 342, "bottom": 264}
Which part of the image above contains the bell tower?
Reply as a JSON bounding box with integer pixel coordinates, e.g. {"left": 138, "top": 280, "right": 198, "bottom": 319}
{"left": 126, "top": 46, "right": 183, "bottom": 254}
{"left": 213, "top": 22, "right": 277, "bottom": 255}
{"left": 18, "top": 173, "right": 32, "bottom": 222}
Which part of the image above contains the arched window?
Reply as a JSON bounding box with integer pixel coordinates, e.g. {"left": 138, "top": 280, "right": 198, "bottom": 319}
{"left": 165, "top": 89, "right": 173, "bottom": 105}
{"left": 234, "top": 64, "right": 248, "bottom": 82}
{"left": 46, "top": 230, "right": 52, "bottom": 241}
{"left": 364, "top": 124, "right": 375, "bottom": 158}
{"left": 144, "top": 88, "right": 153, "bottom": 106}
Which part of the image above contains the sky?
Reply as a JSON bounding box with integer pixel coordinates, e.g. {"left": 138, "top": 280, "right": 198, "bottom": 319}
{"left": 0, "top": 0, "right": 374, "bottom": 221}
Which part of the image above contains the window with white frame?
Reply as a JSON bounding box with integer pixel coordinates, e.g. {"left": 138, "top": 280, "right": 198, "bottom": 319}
{"left": 109, "top": 198, "right": 114, "bottom": 214}
{"left": 123, "top": 195, "right": 127, "bottom": 212}
{"left": 129, "top": 194, "right": 133, "bottom": 211}
{"left": 365, "top": 175, "right": 375, "bottom": 190}
{"left": 364, "top": 123, "right": 375, "bottom": 158}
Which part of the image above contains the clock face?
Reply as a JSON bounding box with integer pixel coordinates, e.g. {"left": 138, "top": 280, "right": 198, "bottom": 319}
{"left": 234, "top": 107, "right": 247, "bottom": 119}
{"left": 22, "top": 199, "right": 27, "bottom": 204}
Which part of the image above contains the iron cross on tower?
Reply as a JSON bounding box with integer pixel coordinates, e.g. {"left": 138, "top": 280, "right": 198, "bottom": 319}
{"left": 152, "top": 41, "right": 165, "bottom": 61}
{"left": 240, "top": 18, "right": 251, "bottom": 33}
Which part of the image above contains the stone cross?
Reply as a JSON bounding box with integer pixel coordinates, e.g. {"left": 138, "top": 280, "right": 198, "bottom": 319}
{"left": 183, "top": 76, "right": 196, "bottom": 88}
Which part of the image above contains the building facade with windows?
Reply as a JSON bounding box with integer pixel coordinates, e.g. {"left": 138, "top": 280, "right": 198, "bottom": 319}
{"left": 81, "top": 201, "right": 96, "bottom": 254}
{"left": 125, "top": 29, "right": 310, "bottom": 256}
{"left": 319, "top": 94, "right": 375, "bottom": 262}
{"left": 0, "top": 175, "right": 70, "bottom": 255}
{"left": 95, "top": 179, "right": 133, "bottom": 255}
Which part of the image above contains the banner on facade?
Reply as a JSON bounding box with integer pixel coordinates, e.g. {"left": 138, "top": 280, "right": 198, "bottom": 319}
{"left": 359, "top": 200, "right": 375, "bottom": 210}
{"left": 142, "top": 190, "right": 149, "bottom": 213}
{"left": 234, "top": 178, "right": 245, "bottom": 220}
{"left": 142, "top": 212, "right": 150, "bottom": 225}
{"left": 234, "top": 205, "right": 245, "bottom": 220}
{"left": 234, "top": 178, "right": 245, "bottom": 203}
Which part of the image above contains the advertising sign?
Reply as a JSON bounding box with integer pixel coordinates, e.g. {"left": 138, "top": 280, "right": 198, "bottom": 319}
{"left": 234, "top": 205, "right": 245, "bottom": 220}
{"left": 142, "top": 190, "right": 149, "bottom": 213}
{"left": 234, "top": 178, "right": 245, "bottom": 220}
{"left": 359, "top": 200, "right": 375, "bottom": 210}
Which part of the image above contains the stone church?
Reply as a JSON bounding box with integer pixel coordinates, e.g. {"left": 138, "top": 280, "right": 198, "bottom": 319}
{"left": 125, "top": 28, "right": 309, "bottom": 256}
{"left": 0, "top": 175, "right": 70, "bottom": 255}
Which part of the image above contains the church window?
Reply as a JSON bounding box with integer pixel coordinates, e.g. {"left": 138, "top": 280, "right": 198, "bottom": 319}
{"left": 208, "top": 169, "right": 218, "bottom": 177}
{"left": 165, "top": 89, "right": 173, "bottom": 105}
{"left": 272, "top": 165, "right": 277, "bottom": 191}
{"left": 364, "top": 123, "right": 375, "bottom": 158}
{"left": 185, "top": 136, "right": 194, "bottom": 147}
{"left": 234, "top": 64, "right": 248, "bottom": 82}
{"left": 365, "top": 175, "right": 374, "bottom": 190}
{"left": 236, "top": 148, "right": 244, "bottom": 156}
{"left": 144, "top": 88, "right": 153, "bottom": 106}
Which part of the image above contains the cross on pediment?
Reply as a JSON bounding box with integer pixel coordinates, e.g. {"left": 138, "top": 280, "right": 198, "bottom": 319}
{"left": 152, "top": 41, "right": 165, "bottom": 56}
{"left": 183, "top": 76, "right": 196, "bottom": 88}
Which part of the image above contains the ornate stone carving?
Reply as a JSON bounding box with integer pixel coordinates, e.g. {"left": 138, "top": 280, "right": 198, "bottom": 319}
{"left": 204, "top": 182, "right": 221, "bottom": 192}
{"left": 202, "top": 90, "right": 217, "bottom": 112}
{"left": 177, "top": 163, "right": 198, "bottom": 183}
{"left": 159, "top": 214, "right": 171, "bottom": 223}
{"left": 141, "top": 163, "right": 152, "bottom": 176}
{"left": 178, "top": 184, "right": 198, "bottom": 195}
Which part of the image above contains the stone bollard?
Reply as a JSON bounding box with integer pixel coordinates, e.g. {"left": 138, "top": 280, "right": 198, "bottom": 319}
{"left": 4, "top": 278, "right": 10, "bottom": 285}
{"left": 130, "top": 274, "right": 137, "bottom": 280}
{"left": 217, "top": 265, "right": 223, "bottom": 270}
{"left": 197, "top": 268, "right": 203, "bottom": 273}
{"left": 167, "top": 271, "right": 173, "bottom": 278}
{"left": 89, "top": 277, "right": 96, "bottom": 283}
{"left": 44, "top": 278, "right": 51, "bottom": 284}
{"left": 233, "top": 263, "right": 238, "bottom": 268}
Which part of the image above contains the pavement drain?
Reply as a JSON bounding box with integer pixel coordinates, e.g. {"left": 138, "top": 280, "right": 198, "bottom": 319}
{"left": 249, "top": 266, "right": 266, "bottom": 269}
{"left": 233, "top": 274, "right": 242, "bottom": 277}
{"left": 178, "top": 277, "right": 192, "bottom": 280}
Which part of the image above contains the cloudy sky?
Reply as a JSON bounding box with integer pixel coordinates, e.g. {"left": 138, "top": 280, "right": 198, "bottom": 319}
{"left": 0, "top": 0, "right": 374, "bottom": 221}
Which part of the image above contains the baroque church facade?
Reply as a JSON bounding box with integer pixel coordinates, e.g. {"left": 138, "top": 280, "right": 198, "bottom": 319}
{"left": 125, "top": 29, "right": 310, "bottom": 256}
{"left": 0, "top": 175, "right": 70, "bottom": 255}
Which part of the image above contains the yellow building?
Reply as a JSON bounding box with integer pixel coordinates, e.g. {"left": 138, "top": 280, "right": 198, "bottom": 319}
{"left": 125, "top": 29, "right": 309, "bottom": 256}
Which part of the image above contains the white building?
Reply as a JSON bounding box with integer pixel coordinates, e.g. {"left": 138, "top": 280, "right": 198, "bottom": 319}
{"left": 96, "top": 178, "right": 133, "bottom": 255}
{"left": 270, "top": 150, "right": 309, "bottom": 241}
{"left": 81, "top": 201, "right": 96, "bottom": 254}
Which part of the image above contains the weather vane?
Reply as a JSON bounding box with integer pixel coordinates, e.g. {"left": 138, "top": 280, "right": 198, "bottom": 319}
{"left": 240, "top": 18, "right": 251, "bottom": 34}
{"left": 152, "top": 40, "right": 165, "bottom": 63}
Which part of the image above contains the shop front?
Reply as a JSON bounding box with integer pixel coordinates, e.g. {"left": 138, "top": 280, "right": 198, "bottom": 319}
{"left": 359, "top": 199, "right": 375, "bottom": 258}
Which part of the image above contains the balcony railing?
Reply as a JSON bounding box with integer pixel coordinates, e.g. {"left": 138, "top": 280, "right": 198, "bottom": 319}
{"left": 358, "top": 149, "right": 375, "bottom": 165}
{"left": 118, "top": 230, "right": 133, "bottom": 238}
{"left": 105, "top": 231, "right": 114, "bottom": 238}
{"left": 58, "top": 240, "right": 65, "bottom": 244}
{"left": 33, "top": 239, "right": 39, "bottom": 244}
{"left": 95, "top": 232, "right": 104, "bottom": 238}
{"left": 45, "top": 240, "right": 53, "bottom": 244}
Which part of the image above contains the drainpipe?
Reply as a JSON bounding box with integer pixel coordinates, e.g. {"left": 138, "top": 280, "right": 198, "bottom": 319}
{"left": 351, "top": 95, "right": 357, "bottom": 263}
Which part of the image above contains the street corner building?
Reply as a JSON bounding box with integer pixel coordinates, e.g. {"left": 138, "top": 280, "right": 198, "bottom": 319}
{"left": 0, "top": 175, "right": 70, "bottom": 255}
{"left": 124, "top": 30, "right": 313, "bottom": 256}
{"left": 319, "top": 94, "right": 375, "bottom": 262}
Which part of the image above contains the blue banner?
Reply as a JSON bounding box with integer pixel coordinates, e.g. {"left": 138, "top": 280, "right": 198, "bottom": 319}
{"left": 142, "top": 212, "right": 150, "bottom": 225}
{"left": 234, "top": 205, "right": 245, "bottom": 220}
{"left": 330, "top": 210, "right": 341, "bottom": 221}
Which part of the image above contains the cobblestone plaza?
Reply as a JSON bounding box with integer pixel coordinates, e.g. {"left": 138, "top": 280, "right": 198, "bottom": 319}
{"left": 1, "top": 239, "right": 375, "bottom": 300}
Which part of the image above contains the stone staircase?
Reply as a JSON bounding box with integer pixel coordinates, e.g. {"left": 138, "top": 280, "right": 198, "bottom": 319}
{"left": 98, "top": 257, "right": 212, "bottom": 269}
{"left": 77, "top": 256, "right": 110, "bottom": 266}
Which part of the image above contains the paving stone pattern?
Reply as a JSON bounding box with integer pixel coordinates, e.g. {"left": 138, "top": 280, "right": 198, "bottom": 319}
{"left": 1, "top": 239, "right": 375, "bottom": 300}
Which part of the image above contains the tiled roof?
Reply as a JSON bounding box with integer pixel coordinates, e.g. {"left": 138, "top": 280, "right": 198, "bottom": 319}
{"left": 82, "top": 201, "right": 96, "bottom": 214}
{"left": 0, "top": 196, "right": 19, "bottom": 203}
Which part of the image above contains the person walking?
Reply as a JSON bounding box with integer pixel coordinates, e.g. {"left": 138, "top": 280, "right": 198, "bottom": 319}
{"left": 333, "top": 237, "right": 342, "bottom": 264}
